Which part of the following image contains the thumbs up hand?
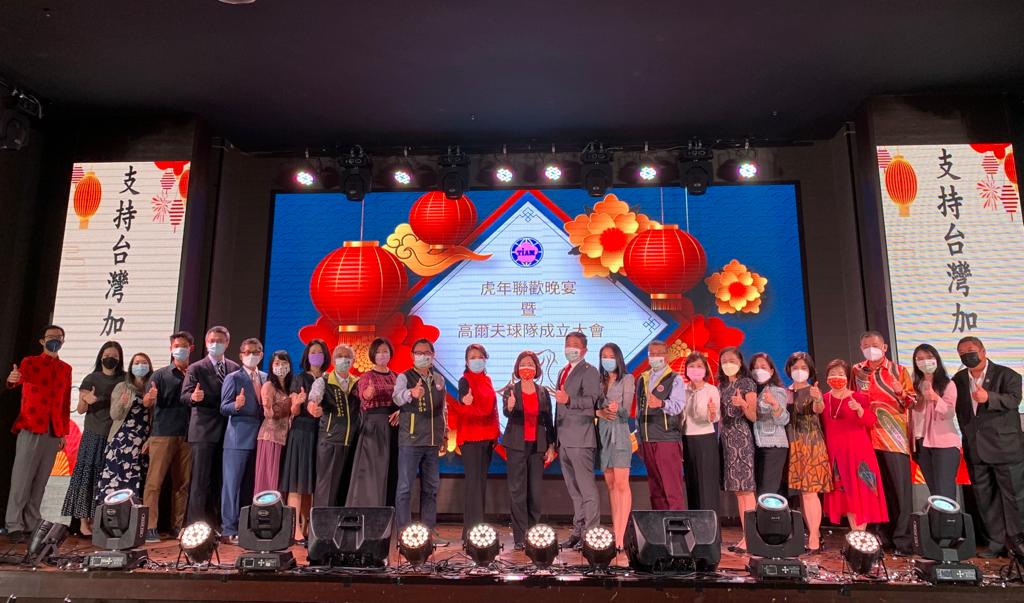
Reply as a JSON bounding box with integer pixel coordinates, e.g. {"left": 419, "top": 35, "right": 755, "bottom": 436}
{"left": 295, "top": 387, "right": 307, "bottom": 405}
{"left": 7, "top": 363, "right": 21, "bottom": 385}
{"left": 234, "top": 388, "right": 246, "bottom": 410}
{"left": 143, "top": 383, "right": 158, "bottom": 407}
{"left": 410, "top": 380, "right": 425, "bottom": 399}
{"left": 191, "top": 383, "right": 204, "bottom": 403}
{"left": 308, "top": 400, "right": 323, "bottom": 418}
{"left": 363, "top": 382, "right": 376, "bottom": 400}
{"left": 80, "top": 386, "right": 98, "bottom": 406}
{"left": 461, "top": 390, "right": 474, "bottom": 406}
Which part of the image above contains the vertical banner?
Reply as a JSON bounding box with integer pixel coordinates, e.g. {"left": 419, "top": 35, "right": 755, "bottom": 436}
{"left": 877, "top": 144, "right": 1023, "bottom": 400}
{"left": 49, "top": 161, "right": 190, "bottom": 476}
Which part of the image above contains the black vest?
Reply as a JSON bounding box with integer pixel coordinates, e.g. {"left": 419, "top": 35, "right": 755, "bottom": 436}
{"left": 398, "top": 368, "right": 446, "bottom": 447}
{"left": 636, "top": 369, "right": 682, "bottom": 442}
{"left": 319, "top": 373, "right": 360, "bottom": 446}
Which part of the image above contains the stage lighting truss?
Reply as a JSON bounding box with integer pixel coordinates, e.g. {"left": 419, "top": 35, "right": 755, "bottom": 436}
{"left": 581, "top": 526, "right": 616, "bottom": 570}
{"left": 464, "top": 523, "right": 501, "bottom": 567}
{"left": 399, "top": 523, "right": 435, "bottom": 567}
{"left": 525, "top": 524, "right": 559, "bottom": 570}
{"left": 843, "top": 530, "right": 885, "bottom": 578}
{"left": 177, "top": 521, "right": 220, "bottom": 567}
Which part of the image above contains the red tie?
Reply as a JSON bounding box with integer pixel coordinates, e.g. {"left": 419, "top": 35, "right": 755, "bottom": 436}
{"left": 558, "top": 365, "right": 570, "bottom": 390}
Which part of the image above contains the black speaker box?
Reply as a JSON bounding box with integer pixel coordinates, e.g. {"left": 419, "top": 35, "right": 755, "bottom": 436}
{"left": 624, "top": 510, "right": 721, "bottom": 571}
{"left": 307, "top": 506, "right": 394, "bottom": 567}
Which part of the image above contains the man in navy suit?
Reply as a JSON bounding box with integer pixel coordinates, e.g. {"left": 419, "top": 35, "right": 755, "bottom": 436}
{"left": 180, "top": 326, "right": 239, "bottom": 526}
{"left": 953, "top": 336, "right": 1024, "bottom": 559}
{"left": 219, "top": 337, "right": 266, "bottom": 544}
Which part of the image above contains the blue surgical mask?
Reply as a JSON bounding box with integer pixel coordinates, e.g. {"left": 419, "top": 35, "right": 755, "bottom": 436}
{"left": 207, "top": 342, "right": 226, "bottom": 358}
{"left": 131, "top": 363, "right": 150, "bottom": 377}
{"left": 600, "top": 358, "right": 618, "bottom": 372}
{"left": 171, "top": 347, "right": 189, "bottom": 362}
{"left": 45, "top": 339, "right": 63, "bottom": 353}
{"left": 468, "top": 358, "right": 487, "bottom": 374}
{"left": 564, "top": 347, "right": 582, "bottom": 363}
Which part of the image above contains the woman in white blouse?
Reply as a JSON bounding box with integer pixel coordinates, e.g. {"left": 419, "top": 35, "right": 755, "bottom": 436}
{"left": 682, "top": 352, "right": 721, "bottom": 517}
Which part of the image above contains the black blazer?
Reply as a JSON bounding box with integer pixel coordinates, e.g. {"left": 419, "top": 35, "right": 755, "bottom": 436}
{"left": 953, "top": 362, "right": 1023, "bottom": 465}
{"left": 180, "top": 356, "right": 240, "bottom": 444}
{"left": 502, "top": 381, "right": 556, "bottom": 452}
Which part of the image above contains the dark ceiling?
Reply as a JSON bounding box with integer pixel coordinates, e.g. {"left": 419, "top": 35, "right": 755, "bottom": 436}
{"left": 1, "top": 0, "right": 1022, "bottom": 152}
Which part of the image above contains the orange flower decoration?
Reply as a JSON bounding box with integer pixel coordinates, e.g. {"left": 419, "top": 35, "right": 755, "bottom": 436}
{"left": 704, "top": 259, "right": 768, "bottom": 314}
{"left": 564, "top": 194, "right": 659, "bottom": 277}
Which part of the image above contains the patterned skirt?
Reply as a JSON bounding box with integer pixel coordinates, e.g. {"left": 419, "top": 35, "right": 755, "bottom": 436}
{"left": 61, "top": 429, "right": 107, "bottom": 519}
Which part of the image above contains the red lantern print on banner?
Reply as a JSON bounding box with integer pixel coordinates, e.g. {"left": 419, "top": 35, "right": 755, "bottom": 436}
{"left": 1004, "top": 151, "right": 1017, "bottom": 185}
{"left": 179, "top": 168, "right": 190, "bottom": 200}
{"left": 310, "top": 241, "right": 409, "bottom": 332}
{"left": 409, "top": 191, "right": 478, "bottom": 249}
{"left": 73, "top": 171, "right": 102, "bottom": 229}
{"left": 885, "top": 155, "right": 917, "bottom": 217}
{"left": 622, "top": 225, "right": 706, "bottom": 311}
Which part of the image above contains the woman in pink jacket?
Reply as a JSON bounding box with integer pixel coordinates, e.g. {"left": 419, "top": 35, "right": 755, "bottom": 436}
{"left": 911, "top": 344, "right": 960, "bottom": 500}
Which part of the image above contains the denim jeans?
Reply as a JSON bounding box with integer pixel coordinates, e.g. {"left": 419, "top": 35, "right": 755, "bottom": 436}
{"left": 395, "top": 445, "right": 440, "bottom": 530}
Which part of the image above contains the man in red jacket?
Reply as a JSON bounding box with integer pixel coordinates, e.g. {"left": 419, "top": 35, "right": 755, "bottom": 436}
{"left": 4, "top": 325, "right": 72, "bottom": 542}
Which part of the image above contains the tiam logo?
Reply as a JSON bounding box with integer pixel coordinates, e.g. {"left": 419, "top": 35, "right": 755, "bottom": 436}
{"left": 510, "top": 237, "right": 543, "bottom": 267}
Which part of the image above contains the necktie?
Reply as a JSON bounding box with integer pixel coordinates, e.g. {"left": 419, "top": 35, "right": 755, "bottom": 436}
{"left": 216, "top": 361, "right": 225, "bottom": 379}
{"left": 558, "top": 365, "right": 570, "bottom": 390}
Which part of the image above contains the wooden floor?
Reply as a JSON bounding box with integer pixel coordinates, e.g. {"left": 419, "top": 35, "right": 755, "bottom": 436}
{"left": 1, "top": 523, "right": 1021, "bottom": 602}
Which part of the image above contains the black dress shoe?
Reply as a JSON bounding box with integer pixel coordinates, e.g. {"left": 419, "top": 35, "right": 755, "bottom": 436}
{"left": 892, "top": 547, "right": 913, "bottom": 558}
{"left": 559, "top": 535, "right": 580, "bottom": 550}
{"left": 5, "top": 530, "right": 24, "bottom": 543}
{"left": 978, "top": 547, "right": 1006, "bottom": 559}
{"left": 221, "top": 535, "right": 239, "bottom": 546}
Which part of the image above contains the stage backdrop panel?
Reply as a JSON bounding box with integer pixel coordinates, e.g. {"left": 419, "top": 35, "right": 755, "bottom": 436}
{"left": 877, "top": 144, "right": 1023, "bottom": 403}
{"left": 265, "top": 186, "right": 809, "bottom": 474}
{"left": 49, "top": 161, "right": 191, "bottom": 477}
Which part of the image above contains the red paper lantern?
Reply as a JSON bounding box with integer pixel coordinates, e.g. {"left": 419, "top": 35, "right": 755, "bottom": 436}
{"left": 622, "top": 225, "right": 707, "bottom": 311}
{"left": 179, "top": 168, "right": 191, "bottom": 199}
{"left": 1005, "top": 151, "right": 1017, "bottom": 185}
{"left": 885, "top": 155, "right": 917, "bottom": 216}
{"left": 310, "top": 241, "right": 409, "bottom": 332}
{"left": 73, "top": 171, "right": 102, "bottom": 229}
{"left": 409, "top": 191, "right": 477, "bottom": 249}
{"left": 169, "top": 198, "right": 185, "bottom": 231}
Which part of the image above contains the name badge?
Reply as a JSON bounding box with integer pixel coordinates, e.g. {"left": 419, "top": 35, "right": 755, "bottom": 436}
{"left": 656, "top": 385, "right": 665, "bottom": 393}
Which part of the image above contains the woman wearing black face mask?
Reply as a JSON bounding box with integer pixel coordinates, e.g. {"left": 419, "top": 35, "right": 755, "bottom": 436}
{"left": 61, "top": 341, "right": 125, "bottom": 536}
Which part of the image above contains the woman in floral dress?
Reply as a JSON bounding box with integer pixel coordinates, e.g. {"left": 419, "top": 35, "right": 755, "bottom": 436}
{"left": 784, "top": 352, "right": 832, "bottom": 553}
{"left": 95, "top": 352, "right": 155, "bottom": 505}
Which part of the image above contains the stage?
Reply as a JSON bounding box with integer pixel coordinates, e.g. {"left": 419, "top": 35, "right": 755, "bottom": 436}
{"left": 1, "top": 524, "right": 1020, "bottom": 603}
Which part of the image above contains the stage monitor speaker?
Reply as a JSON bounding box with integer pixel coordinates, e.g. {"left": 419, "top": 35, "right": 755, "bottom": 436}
{"left": 307, "top": 506, "right": 394, "bottom": 567}
{"left": 624, "top": 510, "right": 721, "bottom": 572}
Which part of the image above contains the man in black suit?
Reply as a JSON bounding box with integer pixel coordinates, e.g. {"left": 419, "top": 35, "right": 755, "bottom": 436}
{"left": 953, "top": 336, "right": 1024, "bottom": 558}
{"left": 180, "top": 325, "right": 239, "bottom": 526}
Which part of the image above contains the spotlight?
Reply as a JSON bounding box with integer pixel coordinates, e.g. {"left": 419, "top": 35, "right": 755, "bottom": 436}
{"left": 294, "top": 169, "right": 316, "bottom": 187}
{"left": 544, "top": 164, "right": 562, "bottom": 181}
{"left": 237, "top": 490, "right": 296, "bottom": 572}
{"left": 439, "top": 147, "right": 470, "bottom": 200}
{"left": 495, "top": 166, "right": 514, "bottom": 183}
{"left": 842, "top": 530, "right": 883, "bottom": 576}
{"left": 85, "top": 489, "right": 149, "bottom": 570}
{"left": 678, "top": 141, "right": 713, "bottom": 195}
{"left": 524, "top": 524, "right": 559, "bottom": 569}
{"left": 745, "top": 494, "right": 806, "bottom": 581}
{"left": 24, "top": 520, "right": 69, "bottom": 567}
{"left": 464, "top": 523, "right": 501, "bottom": 567}
{"left": 178, "top": 521, "right": 220, "bottom": 566}
{"left": 581, "top": 526, "right": 616, "bottom": 570}
{"left": 911, "top": 495, "right": 980, "bottom": 584}
{"left": 393, "top": 169, "right": 412, "bottom": 185}
{"left": 399, "top": 523, "right": 434, "bottom": 567}
{"left": 342, "top": 146, "right": 373, "bottom": 202}
{"left": 639, "top": 164, "right": 658, "bottom": 181}
{"left": 738, "top": 160, "right": 758, "bottom": 179}
{"left": 580, "top": 142, "right": 613, "bottom": 197}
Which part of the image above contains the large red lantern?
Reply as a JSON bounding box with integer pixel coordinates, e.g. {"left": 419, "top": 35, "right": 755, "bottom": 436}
{"left": 310, "top": 241, "right": 409, "bottom": 332}
{"left": 73, "top": 171, "right": 102, "bottom": 229}
{"left": 409, "top": 191, "right": 477, "bottom": 249}
{"left": 622, "top": 225, "right": 707, "bottom": 311}
{"left": 885, "top": 155, "right": 917, "bottom": 216}
{"left": 1005, "top": 151, "right": 1017, "bottom": 185}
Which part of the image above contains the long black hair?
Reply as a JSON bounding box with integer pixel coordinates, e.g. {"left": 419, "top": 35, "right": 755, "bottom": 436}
{"left": 269, "top": 350, "right": 293, "bottom": 393}
{"left": 598, "top": 343, "right": 627, "bottom": 387}
{"left": 93, "top": 341, "right": 125, "bottom": 376}
{"left": 300, "top": 338, "right": 329, "bottom": 373}
{"left": 748, "top": 352, "right": 784, "bottom": 389}
{"left": 911, "top": 343, "right": 951, "bottom": 395}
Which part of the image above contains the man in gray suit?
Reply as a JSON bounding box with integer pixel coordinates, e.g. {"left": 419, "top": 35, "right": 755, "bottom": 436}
{"left": 553, "top": 331, "right": 602, "bottom": 549}
{"left": 218, "top": 337, "right": 266, "bottom": 544}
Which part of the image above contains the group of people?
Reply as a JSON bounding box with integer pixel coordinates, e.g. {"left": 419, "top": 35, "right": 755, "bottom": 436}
{"left": 4, "top": 324, "right": 1023, "bottom": 560}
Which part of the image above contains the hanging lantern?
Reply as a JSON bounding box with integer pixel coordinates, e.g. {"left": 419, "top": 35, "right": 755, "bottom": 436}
{"left": 1000, "top": 184, "right": 1019, "bottom": 217}
{"left": 169, "top": 198, "right": 185, "bottom": 231}
{"left": 310, "top": 241, "right": 409, "bottom": 332}
{"left": 1004, "top": 151, "right": 1017, "bottom": 185}
{"left": 71, "top": 164, "right": 84, "bottom": 186}
{"left": 160, "top": 171, "right": 176, "bottom": 191}
{"left": 408, "top": 191, "right": 477, "bottom": 249}
{"left": 178, "top": 168, "right": 190, "bottom": 200}
{"left": 981, "top": 154, "right": 1000, "bottom": 175}
{"left": 884, "top": 155, "right": 917, "bottom": 217}
{"left": 73, "top": 171, "right": 102, "bottom": 229}
{"left": 622, "top": 225, "right": 707, "bottom": 311}
{"left": 876, "top": 149, "right": 892, "bottom": 171}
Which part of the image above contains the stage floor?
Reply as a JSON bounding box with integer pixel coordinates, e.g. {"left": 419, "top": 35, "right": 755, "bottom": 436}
{"left": 1, "top": 523, "right": 1021, "bottom": 602}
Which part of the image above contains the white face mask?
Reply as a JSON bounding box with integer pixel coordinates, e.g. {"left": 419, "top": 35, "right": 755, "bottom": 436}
{"left": 862, "top": 346, "right": 884, "bottom": 362}
{"left": 334, "top": 357, "right": 352, "bottom": 374}
{"left": 242, "top": 353, "right": 262, "bottom": 369}
{"left": 272, "top": 364, "right": 290, "bottom": 378}
{"left": 564, "top": 347, "right": 582, "bottom": 363}
{"left": 916, "top": 358, "right": 938, "bottom": 374}
{"left": 721, "top": 362, "right": 741, "bottom": 377}
{"left": 752, "top": 368, "right": 772, "bottom": 384}
{"left": 648, "top": 356, "right": 667, "bottom": 372}
{"left": 790, "top": 369, "right": 810, "bottom": 384}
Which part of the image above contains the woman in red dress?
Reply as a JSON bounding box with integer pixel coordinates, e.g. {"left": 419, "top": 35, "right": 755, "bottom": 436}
{"left": 821, "top": 359, "right": 888, "bottom": 530}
